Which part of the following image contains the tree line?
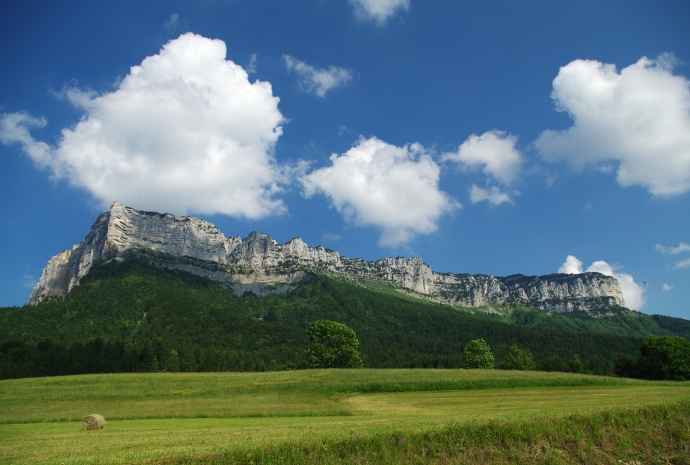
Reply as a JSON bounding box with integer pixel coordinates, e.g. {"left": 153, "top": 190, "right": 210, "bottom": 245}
{"left": 3, "top": 330, "right": 686, "bottom": 381}
{"left": 309, "top": 321, "right": 690, "bottom": 381}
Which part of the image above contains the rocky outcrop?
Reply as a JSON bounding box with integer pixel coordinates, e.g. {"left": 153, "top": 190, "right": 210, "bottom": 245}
{"left": 29, "top": 249, "right": 73, "bottom": 303}
{"left": 29, "top": 202, "right": 626, "bottom": 313}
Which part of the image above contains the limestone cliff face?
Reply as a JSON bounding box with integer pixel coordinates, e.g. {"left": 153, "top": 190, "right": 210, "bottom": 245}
{"left": 29, "top": 202, "right": 626, "bottom": 312}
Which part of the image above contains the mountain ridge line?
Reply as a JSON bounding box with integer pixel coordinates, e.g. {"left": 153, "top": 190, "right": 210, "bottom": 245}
{"left": 29, "top": 201, "right": 625, "bottom": 313}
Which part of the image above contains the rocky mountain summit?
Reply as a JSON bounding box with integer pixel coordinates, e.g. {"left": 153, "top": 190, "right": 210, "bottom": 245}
{"left": 29, "top": 202, "right": 626, "bottom": 312}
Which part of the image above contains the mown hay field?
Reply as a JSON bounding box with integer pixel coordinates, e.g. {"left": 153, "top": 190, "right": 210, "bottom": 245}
{"left": 1, "top": 369, "right": 689, "bottom": 464}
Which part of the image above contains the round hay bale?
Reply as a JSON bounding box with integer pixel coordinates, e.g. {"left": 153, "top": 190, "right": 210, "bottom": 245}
{"left": 80, "top": 414, "right": 106, "bottom": 430}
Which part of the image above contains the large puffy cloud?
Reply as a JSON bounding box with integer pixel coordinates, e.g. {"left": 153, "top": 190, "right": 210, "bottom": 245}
{"left": 283, "top": 55, "right": 353, "bottom": 98}
{"left": 349, "top": 0, "right": 410, "bottom": 24}
{"left": 0, "top": 33, "right": 286, "bottom": 219}
{"left": 536, "top": 54, "right": 690, "bottom": 196}
{"left": 558, "top": 256, "right": 646, "bottom": 310}
{"left": 301, "top": 136, "right": 459, "bottom": 246}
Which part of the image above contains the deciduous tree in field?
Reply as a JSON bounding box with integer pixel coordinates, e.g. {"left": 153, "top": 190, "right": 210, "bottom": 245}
{"left": 307, "top": 320, "right": 364, "bottom": 368}
{"left": 636, "top": 336, "right": 690, "bottom": 381}
{"left": 463, "top": 338, "right": 495, "bottom": 369}
{"left": 503, "top": 344, "right": 535, "bottom": 370}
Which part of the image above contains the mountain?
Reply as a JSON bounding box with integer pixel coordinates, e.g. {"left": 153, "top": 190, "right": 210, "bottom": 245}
{"left": 5, "top": 202, "right": 686, "bottom": 380}
{"left": 30, "top": 202, "right": 624, "bottom": 314}
{"left": 1, "top": 258, "right": 645, "bottom": 378}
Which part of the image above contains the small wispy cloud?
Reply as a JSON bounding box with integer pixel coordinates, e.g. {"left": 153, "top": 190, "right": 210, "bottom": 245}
{"left": 469, "top": 185, "right": 515, "bottom": 206}
{"left": 164, "top": 13, "right": 179, "bottom": 31}
{"left": 22, "top": 274, "right": 36, "bottom": 289}
{"left": 323, "top": 232, "right": 343, "bottom": 242}
{"left": 51, "top": 82, "right": 98, "bottom": 110}
{"left": 662, "top": 283, "right": 673, "bottom": 291}
{"left": 349, "top": 0, "right": 411, "bottom": 25}
{"left": 283, "top": 55, "right": 353, "bottom": 98}
{"left": 656, "top": 242, "right": 690, "bottom": 269}
{"left": 655, "top": 242, "right": 690, "bottom": 254}
{"left": 246, "top": 54, "right": 258, "bottom": 74}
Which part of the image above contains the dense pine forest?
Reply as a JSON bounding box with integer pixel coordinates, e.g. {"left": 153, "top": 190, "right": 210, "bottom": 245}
{"left": 0, "top": 259, "right": 686, "bottom": 379}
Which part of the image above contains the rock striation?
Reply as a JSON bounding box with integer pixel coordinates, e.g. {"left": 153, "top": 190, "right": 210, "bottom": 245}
{"left": 29, "top": 202, "right": 626, "bottom": 312}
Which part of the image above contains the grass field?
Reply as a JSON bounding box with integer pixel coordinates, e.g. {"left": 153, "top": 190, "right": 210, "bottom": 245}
{"left": 1, "top": 369, "right": 689, "bottom": 464}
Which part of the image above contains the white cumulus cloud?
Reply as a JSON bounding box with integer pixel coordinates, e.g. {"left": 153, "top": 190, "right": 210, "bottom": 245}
{"left": 558, "top": 255, "right": 646, "bottom": 310}
{"left": 0, "top": 33, "right": 287, "bottom": 219}
{"left": 349, "top": 0, "right": 410, "bottom": 24}
{"left": 283, "top": 55, "right": 353, "bottom": 98}
{"left": 443, "top": 130, "right": 522, "bottom": 205}
{"left": 469, "top": 185, "right": 513, "bottom": 205}
{"left": 536, "top": 54, "right": 690, "bottom": 197}
{"left": 662, "top": 283, "right": 673, "bottom": 292}
{"left": 558, "top": 255, "right": 584, "bottom": 274}
{"left": 301, "top": 136, "right": 459, "bottom": 246}
{"left": 443, "top": 130, "right": 522, "bottom": 185}
{"left": 676, "top": 258, "right": 690, "bottom": 269}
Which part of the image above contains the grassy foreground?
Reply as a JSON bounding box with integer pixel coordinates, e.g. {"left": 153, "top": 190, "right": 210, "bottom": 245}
{"left": 1, "top": 370, "right": 689, "bottom": 464}
{"left": 0, "top": 369, "right": 658, "bottom": 424}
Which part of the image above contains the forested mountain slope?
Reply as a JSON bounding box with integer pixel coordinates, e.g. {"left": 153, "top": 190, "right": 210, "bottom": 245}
{"left": 4, "top": 258, "right": 684, "bottom": 379}
{"left": 361, "top": 280, "right": 685, "bottom": 339}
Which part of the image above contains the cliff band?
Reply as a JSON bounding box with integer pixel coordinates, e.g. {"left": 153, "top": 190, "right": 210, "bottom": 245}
{"left": 29, "top": 202, "right": 626, "bottom": 312}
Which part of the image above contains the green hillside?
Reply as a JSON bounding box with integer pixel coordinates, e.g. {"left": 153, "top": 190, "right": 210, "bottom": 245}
{"left": 0, "top": 258, "right": 685, "bottom": 378}
{"left": 360, "top": 279, "right": 685, "bottom": 338}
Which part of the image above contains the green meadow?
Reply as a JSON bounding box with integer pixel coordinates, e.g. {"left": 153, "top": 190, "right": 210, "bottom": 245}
{"left": 1, "top": 369, "right": 690, "bottom": 464}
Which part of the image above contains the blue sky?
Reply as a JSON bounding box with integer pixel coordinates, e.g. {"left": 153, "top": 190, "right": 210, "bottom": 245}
{"left": 1, "top": 0, "right": 689, "bottom": 317}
